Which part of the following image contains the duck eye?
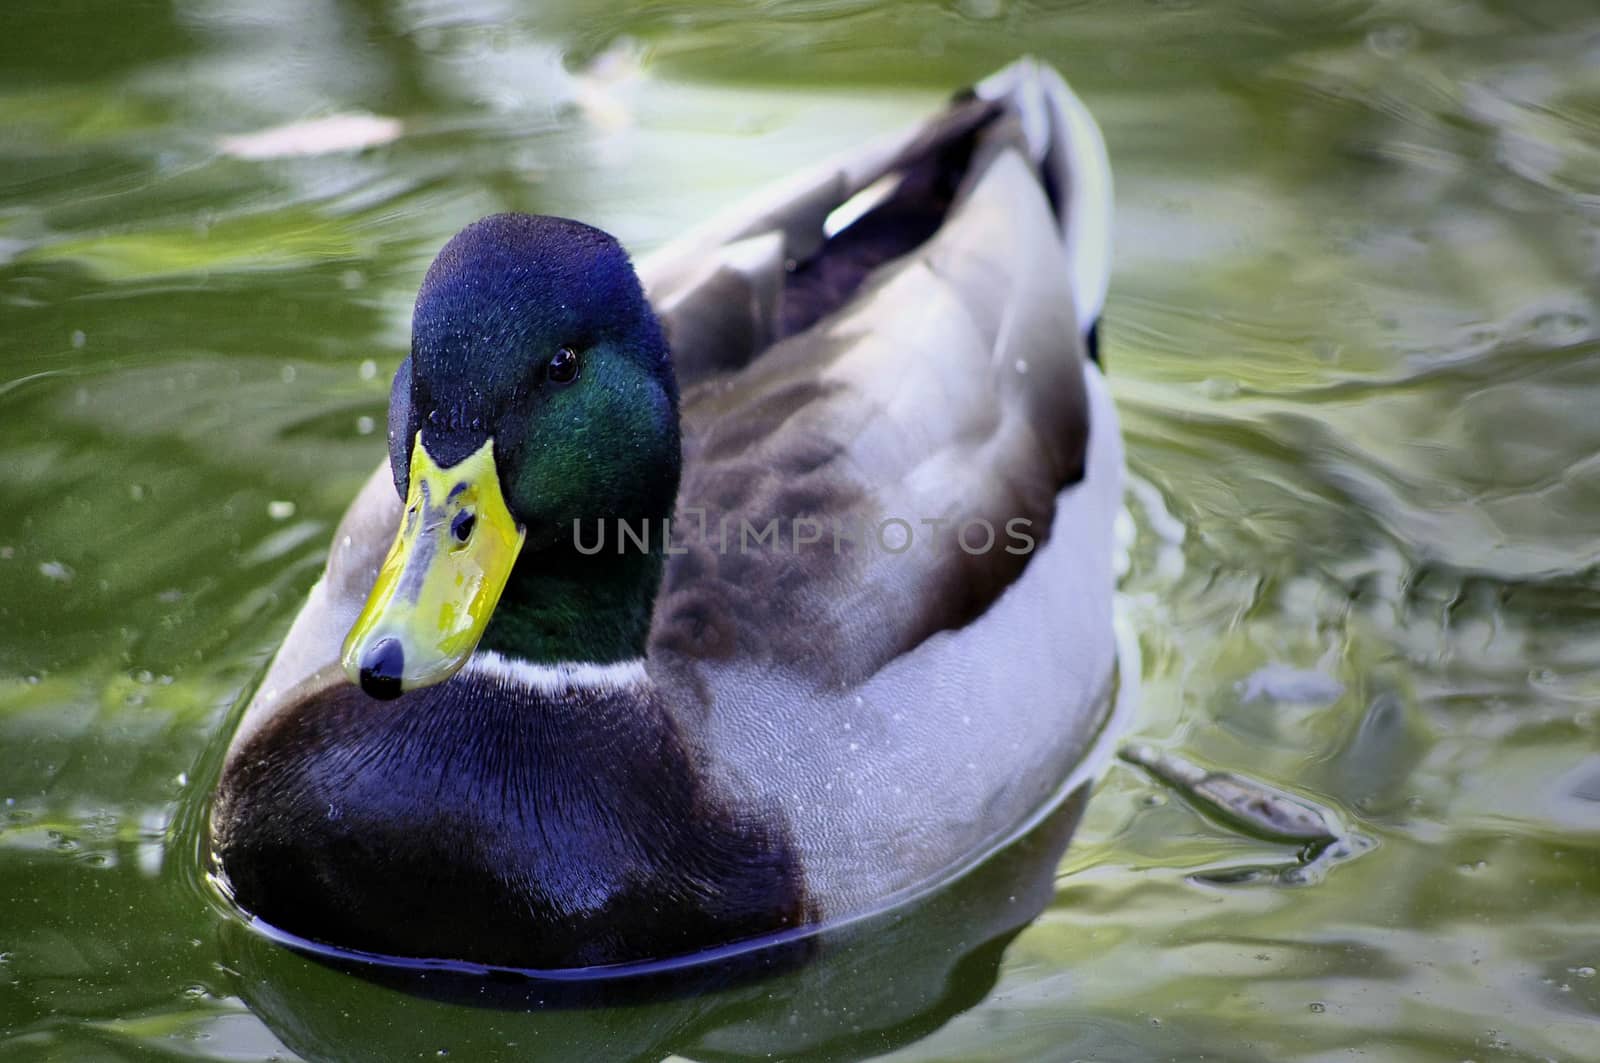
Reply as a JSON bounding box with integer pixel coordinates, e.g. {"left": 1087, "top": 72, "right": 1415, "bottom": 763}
{"left": 450, "top": 510, "right": 476, "bottom": 543}
{"left": 548, "top": 346, "right": 580, "bottom": 385}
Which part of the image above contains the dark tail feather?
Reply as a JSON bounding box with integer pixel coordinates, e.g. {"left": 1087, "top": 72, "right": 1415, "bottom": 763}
{"left": 779, "top": 61, "right": 1112, "bottom": 354}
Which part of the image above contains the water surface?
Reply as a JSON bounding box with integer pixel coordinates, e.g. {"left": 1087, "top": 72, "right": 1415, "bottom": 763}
{"left": 3, "top": 1, "right": 1599, "bottom": 1059}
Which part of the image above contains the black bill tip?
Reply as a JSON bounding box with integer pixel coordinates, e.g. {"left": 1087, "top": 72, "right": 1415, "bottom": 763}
{"left": 357, "top": 637, "right": 405, "bottom": 700}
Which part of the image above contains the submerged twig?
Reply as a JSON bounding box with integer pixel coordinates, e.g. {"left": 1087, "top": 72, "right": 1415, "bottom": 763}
{"left": 1118, "top": 743, "right": 1373, "bottom": 885}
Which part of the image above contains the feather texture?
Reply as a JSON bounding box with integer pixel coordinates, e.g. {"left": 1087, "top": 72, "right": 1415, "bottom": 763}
{"left": 215, "top": 58, "right": 1121, "bottom": 962}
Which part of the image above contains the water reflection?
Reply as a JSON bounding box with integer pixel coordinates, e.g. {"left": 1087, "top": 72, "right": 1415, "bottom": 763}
{"left": 223, "top": 788, "right": 1091, "bottom": 1063}
{"left": 6, "top": 0, "right": 1600, "bottom": 1058}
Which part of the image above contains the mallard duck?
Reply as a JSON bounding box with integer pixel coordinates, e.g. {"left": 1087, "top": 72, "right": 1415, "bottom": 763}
{"left": 210, "top": 58, "right": 1121, "bottom": 971}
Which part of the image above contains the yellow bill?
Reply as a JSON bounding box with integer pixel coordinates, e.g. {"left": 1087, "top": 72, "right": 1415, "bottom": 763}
{"left": 342, "top": 434, "right": 525, "bottom": 699}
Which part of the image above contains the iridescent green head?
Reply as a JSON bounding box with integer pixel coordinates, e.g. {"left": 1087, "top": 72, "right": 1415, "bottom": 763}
{"left": 342, "top": 213, "right": 680, "bottom": 698}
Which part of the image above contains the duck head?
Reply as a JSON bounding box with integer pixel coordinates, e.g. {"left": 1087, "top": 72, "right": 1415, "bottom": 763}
{"left": 341, "top": 213, "right": 680, "bottom": 699}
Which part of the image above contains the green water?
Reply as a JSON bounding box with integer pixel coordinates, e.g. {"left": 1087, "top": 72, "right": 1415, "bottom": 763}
{"left": 4, "top": 0, "right": 1599, "bottom": 1058}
